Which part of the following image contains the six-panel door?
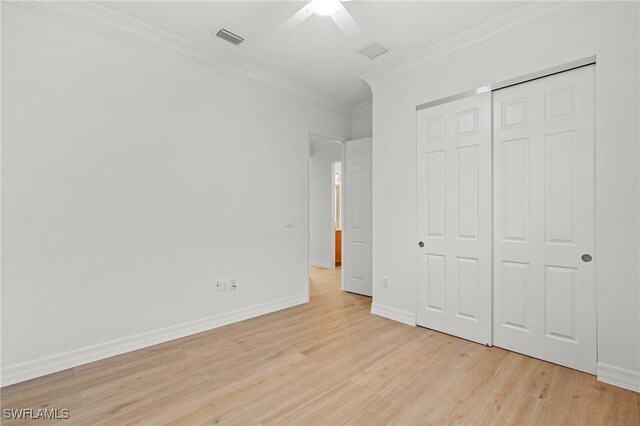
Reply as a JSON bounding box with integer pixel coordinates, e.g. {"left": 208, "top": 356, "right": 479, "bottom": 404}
{"left": 416, "top": 93, "right": 492, "bottom": 345}
{"left": 344, "top": 137, "right": 373, "bottom": 297}
{"left": 492, "top": 66, "right": 596, "bottom": 373}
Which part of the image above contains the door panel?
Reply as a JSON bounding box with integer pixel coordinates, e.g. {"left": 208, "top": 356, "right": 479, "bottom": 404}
{"left": 426, "top": 151, "right": 446, "bottom": 237}
{"left": 426, "top": 254, "right": 446, "bottom": 311}
{"left": 344, "top": 137, "right": 372, "bottom": 296}
{"left": 493, "top": 65, "right": 596, "bottom": 373}
{"left": 501, "top": 138, "right": 530, "bottom": 241}
{"left": 416, "top": 92, "right": 492, "bottom": 345}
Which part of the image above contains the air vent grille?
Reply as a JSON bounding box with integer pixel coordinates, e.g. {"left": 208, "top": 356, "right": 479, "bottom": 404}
{"left": 358, "top": 42, "right": 388, "bottom": 59}
{"left": 215, "top": 28, "right": 244, "bottom": 46}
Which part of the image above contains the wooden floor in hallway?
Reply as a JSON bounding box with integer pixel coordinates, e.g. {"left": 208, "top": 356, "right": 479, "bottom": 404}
{"left": 1, "top": 266, "right": 638, "bottom": 425}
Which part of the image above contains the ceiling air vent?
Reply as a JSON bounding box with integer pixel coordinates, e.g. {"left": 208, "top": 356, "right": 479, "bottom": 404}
{"left": 215, "top": 28, "right": 244, "bottom": 46}
{"left": 358, "top": 42, "right": 388, "bottom": 59}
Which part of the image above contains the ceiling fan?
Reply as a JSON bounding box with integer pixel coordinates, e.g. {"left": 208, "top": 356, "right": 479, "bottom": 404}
{"left": 279, "top": 0, "right": 361, "bottom": 38}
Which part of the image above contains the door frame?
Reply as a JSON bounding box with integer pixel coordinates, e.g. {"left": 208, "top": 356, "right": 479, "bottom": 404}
{"left": 414, "top": 56, "right": 598, "bottom": 345}
{"left": 330, "top": 160, "right": 343, "bottom": 270}
{"left": 306, "top": 130, "right": 346, "bottom": 298}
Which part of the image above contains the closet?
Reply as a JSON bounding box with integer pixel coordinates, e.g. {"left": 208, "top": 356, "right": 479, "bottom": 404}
{"left": 416, "top": 65, "right": 596, "bottom": 373}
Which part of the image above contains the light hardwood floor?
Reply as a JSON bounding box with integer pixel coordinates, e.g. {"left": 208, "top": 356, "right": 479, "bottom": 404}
{"left": 2, "top": 266, "right": 638, "bottom": 425}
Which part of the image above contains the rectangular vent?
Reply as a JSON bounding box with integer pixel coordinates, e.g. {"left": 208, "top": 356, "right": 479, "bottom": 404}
{"left": 216, "top": 28, "right": 244, "bottom": 45}
{"left": 358, "top": 42, "right": 388, "bottom": 59}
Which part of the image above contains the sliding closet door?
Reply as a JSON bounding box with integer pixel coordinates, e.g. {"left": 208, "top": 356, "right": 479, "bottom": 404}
{"left": 493, "top": 66, "right": 596, "bottom": 373}
{"left": 416, "top": 93, "right": 492, "bottom": 345}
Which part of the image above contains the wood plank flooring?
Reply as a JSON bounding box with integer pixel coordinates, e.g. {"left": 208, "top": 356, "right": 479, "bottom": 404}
{"left": 1, "top": 266, "right": 638, "bottom": 425}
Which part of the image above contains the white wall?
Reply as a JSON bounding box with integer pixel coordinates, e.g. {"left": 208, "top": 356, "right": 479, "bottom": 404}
{"left": 1, "top": 3, "right": 351, "bottom": 383}
{"left": 365, "top": 2, "right": 639, "bottom": 389}
{"left": 351, "top": 100, "right": 372, "bottom": 139}
{"left": 309, "top": 144, "right": 343, "bottom": 268}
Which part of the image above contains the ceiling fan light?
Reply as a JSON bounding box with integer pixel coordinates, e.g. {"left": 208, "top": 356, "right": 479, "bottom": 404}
{"left": 312, "top": 0, "right": 340, "bottom": 16}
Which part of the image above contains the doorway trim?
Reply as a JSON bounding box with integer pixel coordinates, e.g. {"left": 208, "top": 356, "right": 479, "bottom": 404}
{"left": 306, "top": 130, "right": 346, "bottom": 299}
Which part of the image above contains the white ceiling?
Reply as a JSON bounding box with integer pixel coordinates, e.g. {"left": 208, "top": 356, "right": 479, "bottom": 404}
{"left": 98, "top": 1, "right": 531, "bottom": 107}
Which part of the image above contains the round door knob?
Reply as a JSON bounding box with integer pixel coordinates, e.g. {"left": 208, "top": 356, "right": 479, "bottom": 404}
{"left": 418, "top": 241, "right": 424, "bottom": 248}
{"left": 581, "top": 254, "right": 593, "bottom": 263}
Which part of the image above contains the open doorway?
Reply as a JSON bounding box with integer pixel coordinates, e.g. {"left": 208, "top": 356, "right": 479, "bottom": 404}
{"left": 308, "top": 134, "right": 344, "bottom": 292}
{"left": 332, "top": 161, "right": 342, "bottom": 269}
{"left": 307, "top": 134, "right": 373, "bottom": 298}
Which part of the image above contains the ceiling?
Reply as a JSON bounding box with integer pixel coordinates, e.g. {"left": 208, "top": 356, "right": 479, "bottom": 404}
{"left": 98, "top": 1, "right": 531, "bottom": 107}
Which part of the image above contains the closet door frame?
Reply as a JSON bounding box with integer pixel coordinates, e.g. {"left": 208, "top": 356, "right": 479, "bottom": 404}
{"left": 415, "top": 56, "right": 597, "bottom": 355}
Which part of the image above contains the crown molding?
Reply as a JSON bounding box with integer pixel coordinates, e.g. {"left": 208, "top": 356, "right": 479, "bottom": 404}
{"left": 352, "top": 99, "right": 372, "bottom": 121}
{"left": 361, "top": 1, "right": 606, "bottom": 89}
{"left": 6, "top": 0, "right": 352, "bottom": 120}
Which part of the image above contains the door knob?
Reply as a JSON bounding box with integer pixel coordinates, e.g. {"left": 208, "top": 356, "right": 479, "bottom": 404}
{"left": 581, "top": 254, "right": 592, "bottom": 263}
{"left": 418, "top": 241, "right": 424, "bottom": 248}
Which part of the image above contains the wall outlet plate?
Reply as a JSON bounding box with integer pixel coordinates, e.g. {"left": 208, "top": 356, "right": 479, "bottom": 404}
{"left": 383, "top": 276, "right": 389, "bottom": 287}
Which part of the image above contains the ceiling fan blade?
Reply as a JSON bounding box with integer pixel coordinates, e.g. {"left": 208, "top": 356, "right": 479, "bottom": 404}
{"left": 330, "top": 2, "right": 361, "bottom": 38}
{"left": 278, "top": 2, "right": 314, "bottom": 32}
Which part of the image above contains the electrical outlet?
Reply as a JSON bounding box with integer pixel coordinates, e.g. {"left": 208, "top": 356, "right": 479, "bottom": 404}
{"left": 383, "top": 276, "right": 389, "bottom": 287}
{"left": 215, "top": 279, "right": 237, "bottom": 292}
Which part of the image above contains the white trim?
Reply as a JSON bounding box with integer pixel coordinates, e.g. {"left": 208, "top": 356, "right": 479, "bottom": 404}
{"left": 597, "top": 363, "right": 640, "bottom": 393}
{"left": 5, "top": 1, "right": 351, "bottom": 120}
{"left": 371, "top": 303, "right": 416, "bottom": 327}
{"left": 310, "top": 259, "right": 333, "bottom": 269}
{"left": 360, "top": 1, "right": 605, "bottom": 89}
{"left": 1, "top": 293, "right": 308, "bottom": 387}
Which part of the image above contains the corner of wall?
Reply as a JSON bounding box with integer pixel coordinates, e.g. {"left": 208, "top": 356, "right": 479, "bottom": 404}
{"left": 351, "top": 99, "right": 373, "bottom": 139}
{"left": 597, "top": 363, "right": 640, "bottom": 392}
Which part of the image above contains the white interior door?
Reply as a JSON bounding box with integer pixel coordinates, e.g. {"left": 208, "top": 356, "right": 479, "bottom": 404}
{"left": 493, "top": 66, "right": 596, "bottom": 373}
{"left": 416, "top": 93, "right": 492, "bottom": 345}
{"left": 343, "top": 137, "right": 372, "bottom": 296}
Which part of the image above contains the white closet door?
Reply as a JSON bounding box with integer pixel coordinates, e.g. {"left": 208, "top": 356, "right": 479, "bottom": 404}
{"left": 416, "top": 93, "right": 492, "bottom": 345}
{"left": 343, "top": 137, "right": 372, "bottom": 296}
{"left": 493, "top": 66, "right": 596, "bottom": 373}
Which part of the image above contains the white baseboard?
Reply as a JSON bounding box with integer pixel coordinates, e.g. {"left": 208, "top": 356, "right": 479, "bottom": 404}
{"left": 371, "top": 303, "right": 416, "bottom": 326}
{"left": 1, "top": 293, "right": 308, "bottom": 387}
{"left": 309, "top": 259, "right": 333, "bottom": 269}
{"left": 597, "top": 362, "right": 640, "bottom": 392}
